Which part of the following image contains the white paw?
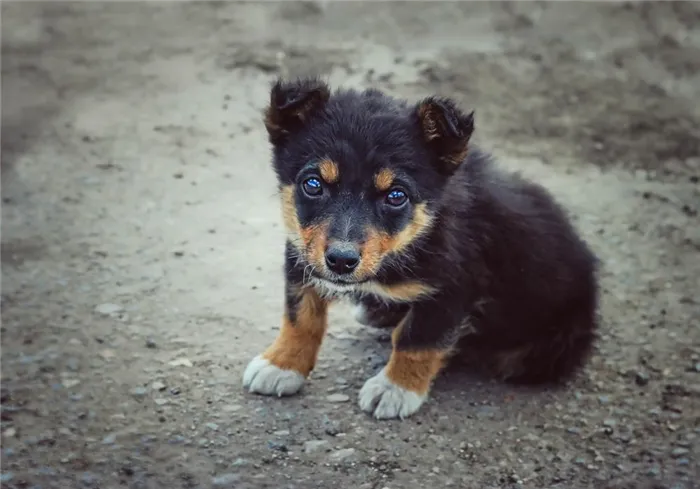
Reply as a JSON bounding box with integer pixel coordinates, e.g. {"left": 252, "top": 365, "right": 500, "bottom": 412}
{"left": 358, "top": 368, "right": 426, "bottom": 419}
{"left": 242, "top": 355, "right": 305, "bottom": 397}
{"left": 352, "top": 303, "right": 371, "bottom": 325}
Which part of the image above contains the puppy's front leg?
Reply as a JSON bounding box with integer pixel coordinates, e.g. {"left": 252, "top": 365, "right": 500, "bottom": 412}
{"left": 243, "top": 273, "right": 328, "bottom": 397}
{"left": 359, "top": 304, "right": 459, "bottom": 419}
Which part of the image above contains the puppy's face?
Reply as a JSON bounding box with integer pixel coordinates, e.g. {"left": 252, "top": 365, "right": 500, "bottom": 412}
{"left": 264, "top": 79, "right": 474, "bottom": 287}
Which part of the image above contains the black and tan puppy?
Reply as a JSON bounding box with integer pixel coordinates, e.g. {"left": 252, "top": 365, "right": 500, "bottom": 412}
{"left": 243, "top": 78, "right": 599, "bottom": 420}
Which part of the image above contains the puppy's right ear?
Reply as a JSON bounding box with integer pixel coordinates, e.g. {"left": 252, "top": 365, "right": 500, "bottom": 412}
{"left": 264, "top": 78, "right": 330, "bottom": 145}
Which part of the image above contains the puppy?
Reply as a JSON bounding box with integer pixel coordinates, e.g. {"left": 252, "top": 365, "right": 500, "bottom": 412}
{"left": 242, "top": 78, "right": 599, "bottom": 420}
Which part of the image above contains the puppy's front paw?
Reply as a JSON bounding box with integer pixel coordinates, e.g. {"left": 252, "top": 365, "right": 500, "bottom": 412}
{"left": 242, "top": 355, "right": 305, "bottom": 397}
{"left": 358, "top": 368, "right": 426, "bottom": 419}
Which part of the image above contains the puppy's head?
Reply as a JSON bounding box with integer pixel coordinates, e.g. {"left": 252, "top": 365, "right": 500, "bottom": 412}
{"left": 265, "top": 78, "right": 474, "bottom": 286}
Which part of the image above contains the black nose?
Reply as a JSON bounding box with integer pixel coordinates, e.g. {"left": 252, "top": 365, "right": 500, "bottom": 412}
{"left": 325, "top": 243, "right": 360, "bottom": 275}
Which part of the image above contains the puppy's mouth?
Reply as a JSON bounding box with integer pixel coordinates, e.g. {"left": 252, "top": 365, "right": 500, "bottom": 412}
{"left": 309, "top": 270, "right": 369, "bottom": 287}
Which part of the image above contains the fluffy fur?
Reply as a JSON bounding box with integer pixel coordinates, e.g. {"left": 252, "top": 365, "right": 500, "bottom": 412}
{"left": 243, "top": 77, "right": 599, "bottom": 419}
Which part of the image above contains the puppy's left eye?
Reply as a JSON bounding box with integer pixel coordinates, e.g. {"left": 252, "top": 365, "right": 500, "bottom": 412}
{"left": 386, "top": 189, "right": 408, "bottom": 207}
{"left": 302, "top": 177, "right": 323, "bottom": 197}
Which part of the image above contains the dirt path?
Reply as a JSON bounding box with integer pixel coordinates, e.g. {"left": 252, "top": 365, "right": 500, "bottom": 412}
{"left": 2, "top": 2, "right": 699, "bottom": 488}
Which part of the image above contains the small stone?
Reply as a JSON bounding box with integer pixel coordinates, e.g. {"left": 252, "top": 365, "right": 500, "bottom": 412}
{"left": 635, "top": 371, "right": 649, "bottom": 386}
{"left": 567, "top": 427, "right": 581, "bottom": 435}
{"left": 273, "top": 430, "right": 290, "bottom": 436}
{"left": 3, "top": 428, "right": 17, "bottom": 438}
{"left": 145, "top": 338, "right": 157, "bottom": 349}
{"left": 221, "top": 404, "right": 241, "bottom": 413}
{"left": 0, "top": 473, "right": 14, "bottom": 483}
{"left": 206, "top": 423, "right": 219, "bottom": 431}
{"left": 80, "top": 471, "right": 99, "bottom": 486}
{"left": 102, "top": 433, "right": 117, "bottom": 444}
{"left": 647, "top": 466, "right": 661, "bottom": 477}
{"left": 303, "top": 440, "right": 330, "bottom": 454}
{"left": 267, "top": 440, "right": 287, "bottom": 452}
{"left": 671, "top": 447, "right": 689, "bottom": 458}
{"left": 335, "top": 377, "right": 348, "bottom": 385}
{"left": 212, "top": 473, "right": 240, "bottom": 487}
{"left": 694, "top": 362, "right": 700, "bottom": 373}
{"left": 99, "top": 349, "right": 116, "bottom": 360}
{"left": 152, "top": 381, "right": 166, "bottom": 391}
{"left": 677, "top": 458, "right": 690, "bottom": 466}
{"left": 63, "top": 379, "right": 81, "bottom": 388}
{"left": 130, "top": 387, "right": 148, "bottom": 399}
{"left": 154, "top": 398, "right": 168, "bottom": 406}
{"left": 326, "top": 393, "right": 350, "bottom": 403}
{"left": 66, "top": 358, "right": 80, "bottom": 371}
{"left": 603, "top": 419, "right": 617, "bottom": 427}
{"left": 597, "top": 395, "right": 610, "bottom": 404}
{"left": 329, "top": 448, "right": 356, "bottom": 463}
{"left": 94, "top": 303, "right": 123, "bottom": 316}
{"left": 168, "top": 358, "right": 193, "bottom": 367}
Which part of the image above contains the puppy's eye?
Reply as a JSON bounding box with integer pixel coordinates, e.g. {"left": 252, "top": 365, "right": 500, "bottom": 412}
{"left": 386, "top": 189, "right": 408, "bottom": 207}
{"left": 302, "top": 177, "right": 323, "bottom": 196}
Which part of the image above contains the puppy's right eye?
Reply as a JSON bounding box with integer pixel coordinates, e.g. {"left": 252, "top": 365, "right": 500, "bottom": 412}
{"left": 302, "top": 177, "right": 323, "bottom": 197}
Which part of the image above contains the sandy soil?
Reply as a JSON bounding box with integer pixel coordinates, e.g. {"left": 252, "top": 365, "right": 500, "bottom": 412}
{"left": 2, "top": 2, "right": 699, "bottom": 488}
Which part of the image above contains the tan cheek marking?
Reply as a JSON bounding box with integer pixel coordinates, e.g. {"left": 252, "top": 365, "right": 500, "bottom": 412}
{"left": 374, "top": 168, "right": 394, "bottom": 192}
{"left": 385, "top": 320, "right": 448, "bottom": 395}
{"left": 319, "top": 159, "right": 339, "bottom": 184}
{"left": 385, "top": 203, "right": 433, "bottom": 254}
{"left": 280, "top": 185, "right": 300, "bottom": 236}
{"left": 300, "top": 221, "right": 329, "bottom": 270}
{"left": 262, "top": 287, "right": 329, "bottom": 377}
{"left": 373, "top": 281, "right": 436, "bottom": 302}
{"left": 355, "top": 203, "right": 434, "bottom": 278}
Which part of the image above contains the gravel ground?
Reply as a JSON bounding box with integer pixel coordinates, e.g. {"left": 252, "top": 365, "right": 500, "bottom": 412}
{"left": 2, "top": 2, "right": 699, "bottom": 488}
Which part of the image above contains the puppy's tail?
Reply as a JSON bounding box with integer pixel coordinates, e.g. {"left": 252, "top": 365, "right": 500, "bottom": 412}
{"left": 490, "top": 316, "right": 598, "bottom": 385}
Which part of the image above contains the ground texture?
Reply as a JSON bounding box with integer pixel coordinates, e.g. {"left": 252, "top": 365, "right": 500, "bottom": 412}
{"left": 2, "top": 2, "right": 699, "bottom": 488}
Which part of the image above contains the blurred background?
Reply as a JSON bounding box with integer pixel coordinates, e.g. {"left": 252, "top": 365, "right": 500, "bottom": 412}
{"left": 2, "top": 2, "right": 699, "bottom": 488}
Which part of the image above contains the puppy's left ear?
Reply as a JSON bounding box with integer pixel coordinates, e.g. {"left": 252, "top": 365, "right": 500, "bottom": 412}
{"left": 415, "top": 97, "right": 474, "bottom": 175}
{"left": 264, "top": 78, "right": 331, "bottom": 145}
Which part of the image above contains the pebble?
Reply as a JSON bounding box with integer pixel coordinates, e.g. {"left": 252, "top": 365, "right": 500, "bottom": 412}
{"left": 335, "top": 377, "right": 348, "bottom": 385}
{"left": 102, "top": 433, "right": 117, "bottom": 444}
{"left": 597, "top": 395, "right": 610, "bottom": 404}
{"left": 635, "top": 371, "right": 649, "bottom": 386}
{"left": 63, "top": 379, "right": 81, "bottom": 388}
{"left": 326, "top": 393, "right": 350, "bottom": 403}
{"left": 154, "top": 398, "right": 168, "bottom": 406}
{"left": 677, "top": 458, "right": 690, "bottom": 466}
{"left": 3, "top": 428, "right": 17, "bottom": 438}
{"left": 130, "top": 387, "right": 148, "bottom": 399}
{"left": 603, "top": 419, "right": 617, "bottom": 427}
{"left": 267, "top": 440, "right": 287, "bottom": 452}
{"left": 151, "top": 381, "right": 166, "bottom": 391}
{"left": 329, "top": 448, "right": 356, "bottom": 463}
{"left": 212, "top": 473, "right": 240, "bottom": 487}
{"left": 0, "top": 473, "right": 14, "bottom": 483}
{"left": 671, "top": 447, "right": 689, "bottom": 458}
{"left": 94, "top": 303, "right": 123, "bottom": 316}
{"left": 566, "top": 427, "right": 581, "bottom": 435}
{"left": 80, "top": 471, "right": 99, "bottom": 486}
{"left": 206, "top": 423, "right": 219, "bottom": 431}
{"left": 145, "top": 338, "right": 157, "bottom": 349}
{"left": 303, "top": 440, "right": 330, "bottom": 454}
{"left": 66, "top": 358, "right": 80, "bottom": 371}
{"left": 168, "top": 358, "right": 193, "bottom": 367}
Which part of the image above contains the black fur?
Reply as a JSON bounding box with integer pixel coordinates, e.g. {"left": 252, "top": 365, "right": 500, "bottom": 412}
{"left": 267, "top": 77, "right": 599, "bottom": 385}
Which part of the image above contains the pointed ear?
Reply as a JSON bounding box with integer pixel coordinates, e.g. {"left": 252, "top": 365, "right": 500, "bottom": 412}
{"left": 264, "top": 78, "right": 331, "bottom": 145}
{"left": 415, "top": 97, "right": 474, "bottom": 175}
